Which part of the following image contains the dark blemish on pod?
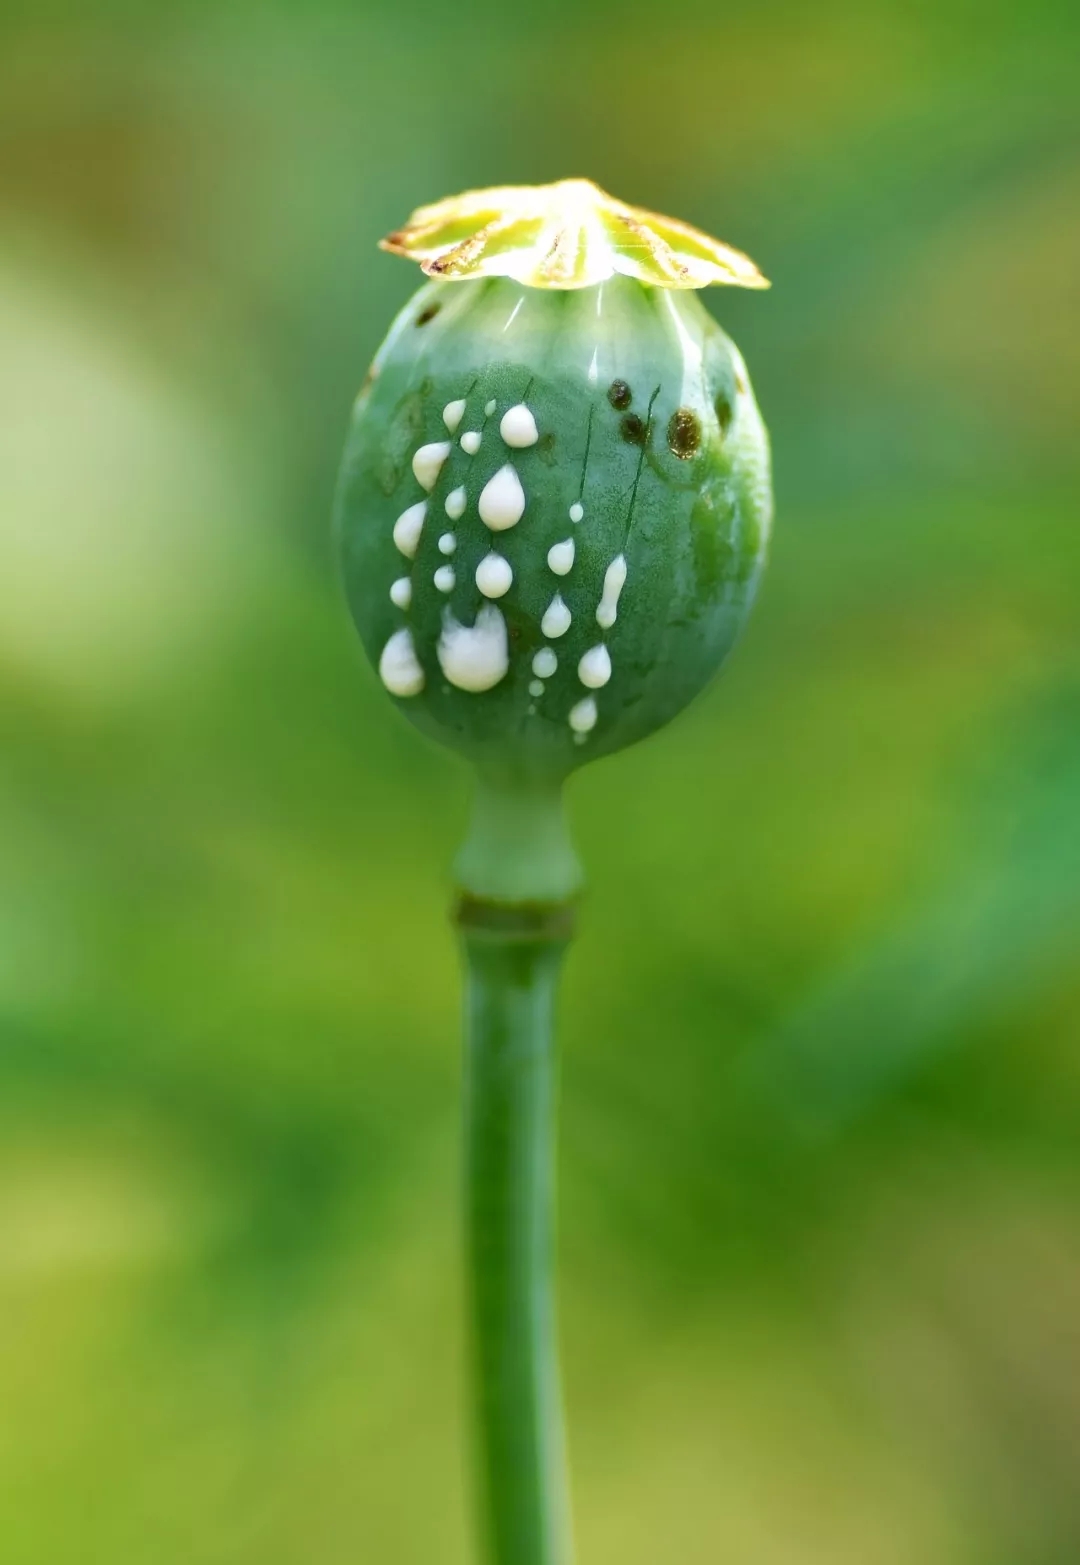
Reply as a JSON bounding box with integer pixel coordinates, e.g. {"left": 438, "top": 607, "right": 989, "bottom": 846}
{"left": 620, "top": 413, "right": 648, "bottom": 446}
{"left": 715, "top": 391, "right": 733, "bottom": 436}
{"left": 667, "top": 407, "right": 701, "bottom": 459}
{"left": 537, "top": 431, "right": 558, "bottom": 466}
{"left": 608, "top": 380, "right": 632, "bottom": 410}
{"left": 416, "top": 302, "right": 441, "bottom": 326}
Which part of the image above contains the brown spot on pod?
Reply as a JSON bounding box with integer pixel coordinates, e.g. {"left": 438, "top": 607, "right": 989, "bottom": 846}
{"left": 608, "top": 380, "right": 632, "bottom": 410}
{"left": 620, "top": 413, "right": 648, "bottom": 446}
{"left": 415, "top": 302, "right": 441, "bottom": 326}
{"left": 715, "top": 391, "right": 733, "bottom": 436}
{"left": 667, "top": 407, "right": 701, "bottom": 459}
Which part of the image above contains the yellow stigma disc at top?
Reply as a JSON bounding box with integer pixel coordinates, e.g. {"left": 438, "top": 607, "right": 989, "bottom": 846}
{"left": 379, "top": 177, "right": 770, "bottom": 292}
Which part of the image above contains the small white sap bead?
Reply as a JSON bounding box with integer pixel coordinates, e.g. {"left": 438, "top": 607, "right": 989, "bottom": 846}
{"left": 412, "top": 441, "right": 451, "bottom": 491}
{"left": 434, "top": 565, "right": 456, "bottom": 593}
{"left": 379, "top": 628, "right": 424, "bottom": 697}
{"left": 500, "top": 404, "right": 539, "bottom": 448}
{"left": 437, "top": 604, "right": 509, "bottom": 692}
{"left": 569, "top": 696, "right": 598, "bottom": 734}
{"left": 529, "top": 679, "right": 545, "bottom": 697}
{"left": 484, "top": 398, "right": 497, "bottom": 417}
{"left": 442, "top": 399, "right": 466, "bottom": 434}
{"left": 475, "top": 552, "right": 513, "bottom": 599}
{"left": 478, "top": 464, "right": 526, "bottom": 530}
{"left": 578, "top": 644, "right": 612, "bottom": 689}
{"left": 438, "top": 532, "right": 456, "bottom": 555}
{"left": 532, "top": 647, "right": 557, "bottom": 679}
{"left": 596, "top": 553, "right": 628, "bottom": 629}
{"left": 460, "top": 431, "right": 482, "bottom": 455}
{"left": 547, "top": 538, "right": 575, "bottom": 576}
{"left": 444, "top": 486, "right": 466, "bottom": 520}
{"left": 541, "top": 594, "right": 572, "bottom": 638}
{"left": 389, "top": 577, "right": 412, "bottom": 610}
{"left": 569, "top": 502, "right": 584, "bottom": 523}
{"left": 393, "top": 500, "right": 427, "bottom": 559}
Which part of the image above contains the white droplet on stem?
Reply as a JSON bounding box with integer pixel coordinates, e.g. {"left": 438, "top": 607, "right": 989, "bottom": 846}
{"left": 434, "top": 564, "right": 456, "bottom": 593}
{"left": 379, "top": 628, "right": 424, "bottom": 696}
{"left": 529, "top": 679, "right": 545, "bottom": 697}
{"left": 484, "top": 398, "right": 497, "bottom": 417}
{"left": 444, "top": 486, "right": 467, "bottom": 519}
{"left": 478, "top": 464, "right": 525, "bottom": 531}
{"left": 569, "top": 502, "right": 584, "bottom": 523}
{"left": 438, "top": 532, "right": 457, "bottom": 555}
{"left": 389, "top": 577, "right": 412, "bottom": 610}
{"left": 532, "top": 647, "right": 557, "bottom": 679}
{"left": 460, "top": 431, "right": 482, "bottom": 455}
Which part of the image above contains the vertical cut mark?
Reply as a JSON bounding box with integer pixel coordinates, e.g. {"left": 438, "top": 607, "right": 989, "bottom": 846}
{"left": 578, "top": 402, "right": 594, "bottom": 502}
{"left": 623, "top": 385, "right": 660, "bottom": 544}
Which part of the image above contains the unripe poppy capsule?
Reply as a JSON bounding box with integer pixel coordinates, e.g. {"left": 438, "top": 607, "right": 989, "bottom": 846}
{"left": 334, "top": 179, "right": 773, "bottom": 784}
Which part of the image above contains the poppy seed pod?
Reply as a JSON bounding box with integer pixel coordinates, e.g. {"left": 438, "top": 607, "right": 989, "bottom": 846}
{"left": 334, "top": 180, "right": 773, "bottom": 788}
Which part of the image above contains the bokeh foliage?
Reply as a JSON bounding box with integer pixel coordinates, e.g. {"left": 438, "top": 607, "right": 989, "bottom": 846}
{"left": 1, "top": 1, "right": 1078, "bottom": 1560}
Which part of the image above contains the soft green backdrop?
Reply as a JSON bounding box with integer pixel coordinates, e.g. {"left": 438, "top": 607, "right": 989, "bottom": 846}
{"left": 1, "top": 1, "right": 1078, "bottom": 1560}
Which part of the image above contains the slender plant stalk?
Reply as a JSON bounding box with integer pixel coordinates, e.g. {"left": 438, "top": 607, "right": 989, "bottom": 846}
{"left": 458, "top": 897, "right": 575, "bottom": 1565}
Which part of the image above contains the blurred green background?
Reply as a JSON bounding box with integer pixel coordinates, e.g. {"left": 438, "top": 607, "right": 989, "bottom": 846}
{"left": 2, "top": 0, "right": 1078, "bottom": 1560}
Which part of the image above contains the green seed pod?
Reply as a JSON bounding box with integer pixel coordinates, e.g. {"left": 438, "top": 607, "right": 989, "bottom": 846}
{"left": 334, "top": 181, "right": 772, "bottom": 899}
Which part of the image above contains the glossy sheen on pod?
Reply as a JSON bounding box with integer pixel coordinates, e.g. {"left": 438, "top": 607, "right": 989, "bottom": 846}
{"left": 334, "top": 274, "right": 772, "bottom": 780}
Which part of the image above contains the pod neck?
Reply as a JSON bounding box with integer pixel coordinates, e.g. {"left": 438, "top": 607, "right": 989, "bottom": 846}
{"left": 454, "top": 773, "right": 582, "bottom": 907}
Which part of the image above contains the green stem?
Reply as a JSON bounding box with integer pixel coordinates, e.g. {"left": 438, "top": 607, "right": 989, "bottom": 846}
{"left": 458, "top": 904, "right": 574, "bottom": 1565}
{"left": 454, "top": 775, "right": 582, "bottom": 905}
